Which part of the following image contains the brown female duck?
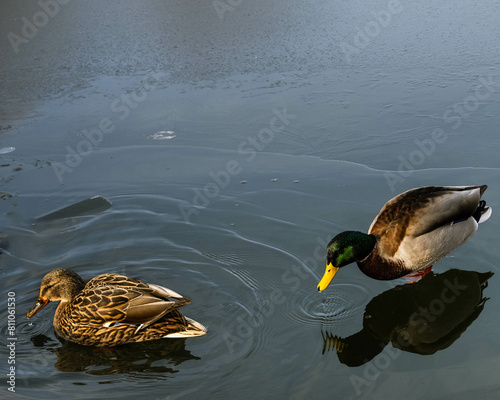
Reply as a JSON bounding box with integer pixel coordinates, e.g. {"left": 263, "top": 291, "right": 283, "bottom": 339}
{"left": 27, "top": 269, "right": 206, "bottom": 346}
{"left": 318, "top": 185, "right": 492, "bottom": 290}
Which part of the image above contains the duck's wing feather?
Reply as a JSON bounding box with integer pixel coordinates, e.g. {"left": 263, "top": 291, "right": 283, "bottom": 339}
{"left": 71, "top": 276, "right": 190, "bottom": 330}
{"left": 368, "top": 185, "right": 486, "bottom": 257}
{"left": 87, "top": 273, "right": 185, "bottom": 299}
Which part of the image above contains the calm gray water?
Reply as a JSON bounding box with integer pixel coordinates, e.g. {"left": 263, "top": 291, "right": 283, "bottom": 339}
{"left": 1, "top": 1, "right": 500, "bottom": 399}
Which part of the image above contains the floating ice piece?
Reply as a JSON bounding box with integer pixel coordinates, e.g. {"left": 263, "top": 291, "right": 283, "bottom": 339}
{"left": 0, "top": 147, "right": 15, "bottom": 154}
{"left": 37, "top": 196, "right": 112, "bottom": 222}
{"left": 147, "top": 131, "right": 176, "bottom": 140}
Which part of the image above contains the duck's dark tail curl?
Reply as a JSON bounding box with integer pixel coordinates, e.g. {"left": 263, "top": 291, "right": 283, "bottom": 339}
{"left": 473, "top": 200, "right": 492, "bottom": 223}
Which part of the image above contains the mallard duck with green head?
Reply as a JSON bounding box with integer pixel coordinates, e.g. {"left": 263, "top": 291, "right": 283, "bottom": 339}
{"left": 318, "top": 185, "right": 492, "bottom": 290}
{"left": 27, "top": 269, "right": 206, "bottom": 346}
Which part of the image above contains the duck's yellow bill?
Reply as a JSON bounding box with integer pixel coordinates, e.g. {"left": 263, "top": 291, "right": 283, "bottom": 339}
{"left": 317, "top": 263, "right": 339, "bottom": 291}
{"left": 26, "top": 297, "right": 49, "bottom": 318}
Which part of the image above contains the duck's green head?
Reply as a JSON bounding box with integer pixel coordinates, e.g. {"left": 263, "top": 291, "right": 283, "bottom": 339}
{"left": 317, "top": 231, "right": 376, "bottom": 291}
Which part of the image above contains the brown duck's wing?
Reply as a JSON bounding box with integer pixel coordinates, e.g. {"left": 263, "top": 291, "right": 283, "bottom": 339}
{"left": 86, "top": 274, "right": 186, "bottom": 299}
{"left": 85, "top": 273, "right": 151, "bottom": 290}
{"left": 368, "top": 186, "right": 486, "bottom": 257}
{"left": 70, "top": 285, "right": 190, "bottom": 330}
{"left": 121, "top": 289, "right": 190, "bottom": 327}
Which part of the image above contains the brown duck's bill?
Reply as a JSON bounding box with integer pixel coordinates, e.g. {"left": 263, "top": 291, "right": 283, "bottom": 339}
{"left": 26, "top": 297, "right": 49, "bottom": 318}
{"left": 317, "top": 263, "right": 339, "bottom": 292}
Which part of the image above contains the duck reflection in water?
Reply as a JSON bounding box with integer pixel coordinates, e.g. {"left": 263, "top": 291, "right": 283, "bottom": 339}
{"left": 31, "top": 334, "right": 200, "bottom": 375}
{"left": 321, "top": 269, "right": 493, "bottom": 367}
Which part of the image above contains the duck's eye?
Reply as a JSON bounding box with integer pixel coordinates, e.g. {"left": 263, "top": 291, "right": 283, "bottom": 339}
{"left": 41, "top": 283, "right": 56, "bottom": 294}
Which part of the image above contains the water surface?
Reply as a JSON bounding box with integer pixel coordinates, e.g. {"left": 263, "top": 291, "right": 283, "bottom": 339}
{"left": 1, "top": 1, "right": 500, "bottom": 399}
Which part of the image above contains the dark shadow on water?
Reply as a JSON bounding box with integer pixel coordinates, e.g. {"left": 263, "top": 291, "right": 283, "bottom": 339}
{"left": 321, "top": 269, "right": 493, "bottom": 367}
{"left": 31, "top": 334, "right": 200, "bottom": 376}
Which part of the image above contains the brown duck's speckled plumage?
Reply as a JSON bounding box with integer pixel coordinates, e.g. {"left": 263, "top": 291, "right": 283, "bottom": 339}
{"left": 27, "top": 269, "right": 206, "bottom": 347}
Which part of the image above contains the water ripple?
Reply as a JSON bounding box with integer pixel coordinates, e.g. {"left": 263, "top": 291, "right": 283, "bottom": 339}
{"left": 285, "top": 282, "right": 370, "bottom": 328}
{"left": 225, "top": 267, "right": 260, "bottom": 291}
{"left": 202, "top": 252, "right": 245, "bottom": 266}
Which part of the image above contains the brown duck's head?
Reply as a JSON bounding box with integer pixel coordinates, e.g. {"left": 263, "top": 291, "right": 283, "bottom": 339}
{"left": 27, "top": 268, "right": 85, "bottom": 318}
